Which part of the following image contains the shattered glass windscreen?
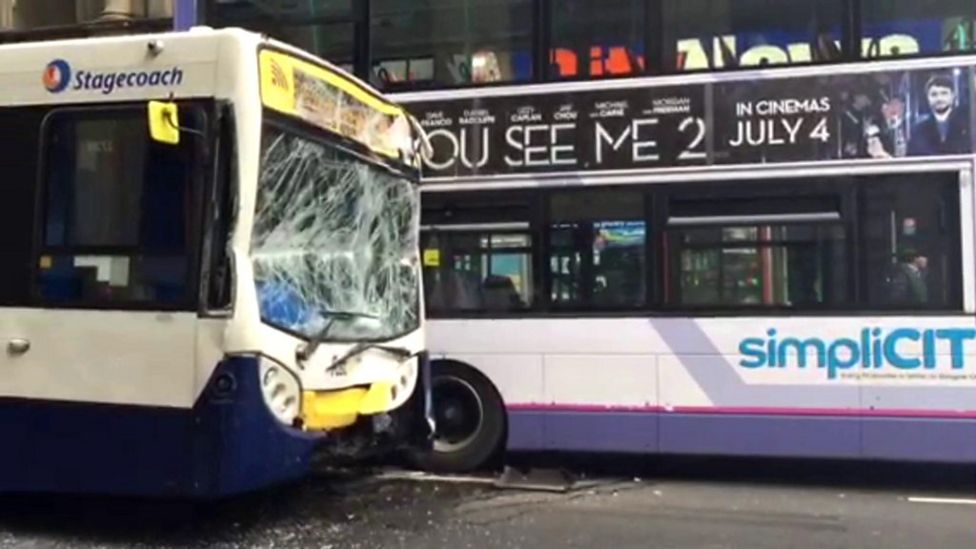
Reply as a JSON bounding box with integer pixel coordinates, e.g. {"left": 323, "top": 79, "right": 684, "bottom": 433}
{"left": 252, "top": 125, "right": 420, "bottom": 341}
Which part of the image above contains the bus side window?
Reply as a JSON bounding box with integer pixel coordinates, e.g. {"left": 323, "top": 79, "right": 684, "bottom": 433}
{"left": 0, "top": 108, "right": 44, "bottom": 306}
{"left": 35, "top": 107, "right": 199, "bottom": 309}
{"left": 547, "top": 189, "right": 647, "bottom": 309}
{"left": 421, "top": 190, "right": 535, "bottom": 315}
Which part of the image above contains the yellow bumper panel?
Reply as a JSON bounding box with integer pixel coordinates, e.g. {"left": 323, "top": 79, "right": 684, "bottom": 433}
{"left": 301, "top": 382, "right": 394, "bottom": 430}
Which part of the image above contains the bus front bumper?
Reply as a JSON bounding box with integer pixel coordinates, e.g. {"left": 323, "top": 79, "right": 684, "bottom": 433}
{"left": 313, "top": 351, "right": 435, "bottom": 462}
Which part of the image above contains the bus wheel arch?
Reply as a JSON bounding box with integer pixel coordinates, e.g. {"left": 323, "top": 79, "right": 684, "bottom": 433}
{"left": 409, "top": 359, "right": 507, "bottom": 473}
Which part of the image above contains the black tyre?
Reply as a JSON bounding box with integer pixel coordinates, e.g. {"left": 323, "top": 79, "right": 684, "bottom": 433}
{"left": 408, "top": 360, "right": 506, "bottom": 473}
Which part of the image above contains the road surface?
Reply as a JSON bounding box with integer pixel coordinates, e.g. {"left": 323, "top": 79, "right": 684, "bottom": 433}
{"left": 0, "top": 459, "right": 973, "bottom": 548}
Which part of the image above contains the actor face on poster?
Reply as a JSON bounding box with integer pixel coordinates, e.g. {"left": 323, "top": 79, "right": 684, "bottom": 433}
{"left": 863, "top": 71, "right": 971, "bottom": 160}
{"left": 907, "top": 74, "right": 970, "bottom": 156}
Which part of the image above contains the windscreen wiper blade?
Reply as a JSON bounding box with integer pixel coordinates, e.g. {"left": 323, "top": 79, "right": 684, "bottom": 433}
{"left": 325, "top": 342, "right": 413, "bottom": 373}
{"left": 297, "top": 310, "right": 379, "bottom": 362}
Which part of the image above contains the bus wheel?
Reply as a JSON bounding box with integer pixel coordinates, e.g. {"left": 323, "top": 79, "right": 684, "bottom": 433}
{"left": 410, "top": 361, "right": 505, "bottom": 473}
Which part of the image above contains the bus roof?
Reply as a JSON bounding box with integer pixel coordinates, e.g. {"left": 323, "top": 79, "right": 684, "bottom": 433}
{"left": 0, "top": 27, "right": 420, "bottom": 167}
{"left": 0, "top": 27, "right": 388, "bottom": 109}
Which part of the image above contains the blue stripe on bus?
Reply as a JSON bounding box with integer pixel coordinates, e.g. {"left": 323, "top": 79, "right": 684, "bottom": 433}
{"left": 0, "top": 356, "right": 321, "bottom": 497}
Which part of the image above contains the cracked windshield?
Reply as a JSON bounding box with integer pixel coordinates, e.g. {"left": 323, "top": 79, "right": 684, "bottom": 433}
{"left": 251, "top": 124, "right": 420, "bottom": 341}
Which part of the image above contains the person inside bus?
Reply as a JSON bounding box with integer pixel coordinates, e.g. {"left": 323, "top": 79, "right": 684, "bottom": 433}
{"left": 907, "top": 74, "right": 970, "bottom": 156}
{"left": 885, "top": 248, "right": 928, "bottom": 305}
{"left": 482, "top": 274, "right": 524, "bottom": 310}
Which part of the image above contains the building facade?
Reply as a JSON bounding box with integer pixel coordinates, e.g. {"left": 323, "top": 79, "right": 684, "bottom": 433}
{"left": 179, "top": 1, "right": 975, "bottom": 92}
{"left": 0, "top": 0, "right": 197, "bottom": 40}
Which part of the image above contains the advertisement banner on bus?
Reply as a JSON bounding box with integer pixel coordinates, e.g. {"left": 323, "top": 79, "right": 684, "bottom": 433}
{"left": 715, "top": 66, "right": 972, "bottom": 164}
{"left": 417, "top": 84, "right": 707, "bottom": 176}
{"left": 410, "top": 64, "right": 973, "bottom": 179}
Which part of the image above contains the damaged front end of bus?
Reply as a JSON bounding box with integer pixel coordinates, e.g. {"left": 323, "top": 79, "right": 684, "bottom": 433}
{"left": 238, "top": 48, "right": 436, "bottom": 467}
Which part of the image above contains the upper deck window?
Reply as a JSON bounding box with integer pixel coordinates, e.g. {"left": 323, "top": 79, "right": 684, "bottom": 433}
{"left": 371, "top": 0, "right": 534, "bottom": 89}
{"left": 662, "top": 0, "right": 844, "bottom": 72}
{"left": 862, "top": 0, "right": 976, "bottom": 58}
{"left": 549, "top": 0, "right": 646, "bottom": 79}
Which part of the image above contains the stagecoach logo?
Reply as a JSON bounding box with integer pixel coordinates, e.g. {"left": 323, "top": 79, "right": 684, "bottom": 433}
{"left": 43, "top": 59, "right": 72, "bottom": 93}
{"left": 42, "top": 59, "right": 184, "bottom": 95}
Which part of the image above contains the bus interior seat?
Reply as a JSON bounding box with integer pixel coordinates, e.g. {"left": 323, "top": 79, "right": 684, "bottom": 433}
{"left": 482, "top": 275, "right": 522, "bottom": 311}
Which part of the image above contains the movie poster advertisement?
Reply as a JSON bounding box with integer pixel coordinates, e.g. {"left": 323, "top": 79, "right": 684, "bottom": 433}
{"left": 714, "top": 67, "right": 972, "bottom": 164}
{"left": 415, "top": 85, "right": 707, "bottom": 178}
{"left": 409, "top": 65, "right": 973, "bottom": 179}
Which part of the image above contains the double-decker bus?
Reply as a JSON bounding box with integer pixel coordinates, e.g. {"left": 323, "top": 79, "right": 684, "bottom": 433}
{"left": 393, "top": 55, "right": 976, "bottom": 472}
{"left": 0, "top": 28, "right": 432, "bottom": 497}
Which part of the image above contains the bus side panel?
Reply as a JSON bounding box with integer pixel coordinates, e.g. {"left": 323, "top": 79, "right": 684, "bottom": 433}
{"left": 429, "top": 317, "right": 976, "bottom": 463}
{"left": 539, "top": 354, "right": 658, "bottom": 453}
{"left": 0, "top": 356, "right": 319, "bottom": 497}
{"left": 658, "top": 415, "right": 862, "bottom": 459}
{"left": 0, "top": 397, "right": 196, "bottom": 495}
{"left": 862, "top": 417, "right": 976, "bottom": 463}
{"left": 861, "top": 376, "right": 976, "bottom": 462}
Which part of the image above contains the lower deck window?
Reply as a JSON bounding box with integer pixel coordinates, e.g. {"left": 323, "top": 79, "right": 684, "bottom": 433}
{"left": 548, "top": 190, "right": 646, "bottom": 309}
{"left": 424, "top": 231, "right": 534, "bottom": 312}
{"left": 420, "top": 172, "right": 964, "bottom": 315}
{"left": 670, "top": 224, "right": 848, "bottom": 308}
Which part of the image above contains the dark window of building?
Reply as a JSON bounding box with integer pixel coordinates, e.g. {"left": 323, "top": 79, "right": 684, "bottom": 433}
{"left": 549, "top": 0, "right": 646, "bottom": 79}
{"left": 371, "top": 0, "right": 534, "bottom": 90}
{"left": 270, "top": 22, "right": 355, "bottom": 69}
{"left": 1, "top": 0, "right": 173, "bottom": 32}
{"left": 209, "top": 0, "right": 350, "bottom": 20}
{"left": 207, "top": 1, "right": 356, "bottom": 71}
{"left": 862, "top": 0, "right": 976, "bottom": 58}
{"left": 37, "top": 107, "right": 201, "bottom": 308}
{"left": 661, "top": 0, "right": 844, "bottom": 72}
{"left": 548, "top": 189, "right": 647, "bottom": 309}
{"left": 858, "top": 173, "right": 961, "bottom": 309}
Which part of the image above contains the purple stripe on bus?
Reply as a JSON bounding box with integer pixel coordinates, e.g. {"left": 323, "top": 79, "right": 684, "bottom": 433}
{"left": 507, "top": 411, "right": 546, "bottom": 451}
{"left": 507, "top": 410, "right": 976, "bottom": 463}
{"left": 506, "top": 403, "right": 976, "bottom": 419}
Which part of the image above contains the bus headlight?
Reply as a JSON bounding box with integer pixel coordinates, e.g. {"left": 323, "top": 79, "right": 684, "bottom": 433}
{"left": 259, "top": 357, "right": 301, "bottom": 426}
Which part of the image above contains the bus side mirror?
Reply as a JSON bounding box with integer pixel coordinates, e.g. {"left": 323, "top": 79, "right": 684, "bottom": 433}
{"left": 148, "top": 101, "right": 180, "bottom": 145}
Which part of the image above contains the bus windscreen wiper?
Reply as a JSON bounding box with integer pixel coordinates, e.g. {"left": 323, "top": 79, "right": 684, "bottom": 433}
{"left": 325, "top": 341, "right": 413, "bottom": 373}
{"left": 297, "top": 310, "right": 379, "bottom": 362}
